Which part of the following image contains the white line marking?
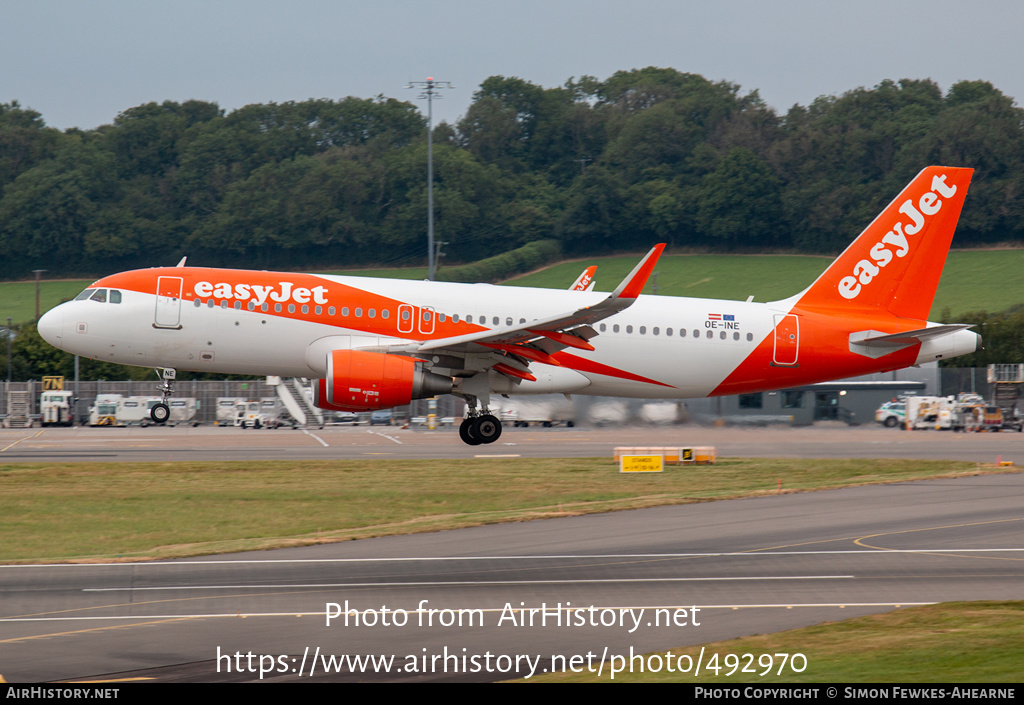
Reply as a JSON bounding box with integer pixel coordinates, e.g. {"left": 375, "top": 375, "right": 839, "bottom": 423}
{"left": 5, "top": 548, "right": 1021, "bottom": 568}
{"left": 84, "top": 576, "right": 854, "bottom": 591}
{"left": 1, "top": 603, "right": 938, "bottom": 624}
{"left": 367, "top": 430, "right": 402, "bottom": 444}
{"left": 301, "top": 429, "right": 329, "bottom": 447}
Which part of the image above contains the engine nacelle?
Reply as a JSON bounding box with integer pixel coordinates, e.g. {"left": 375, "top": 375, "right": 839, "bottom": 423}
{"left": 312, "top": 350, "right": 452, "bottom": 412}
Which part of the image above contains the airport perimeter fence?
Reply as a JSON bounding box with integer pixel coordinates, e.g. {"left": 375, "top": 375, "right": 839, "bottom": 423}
{"left": 0, "top": 368, "right": 1001, "bottom": 428}
{"left": 0, "top": 378, "right": 466, "bottom": 427}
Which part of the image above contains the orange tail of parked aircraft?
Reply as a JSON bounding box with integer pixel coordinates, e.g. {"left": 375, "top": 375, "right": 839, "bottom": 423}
{"left": 38, "top": 166, "right": 979, "bottom": 444}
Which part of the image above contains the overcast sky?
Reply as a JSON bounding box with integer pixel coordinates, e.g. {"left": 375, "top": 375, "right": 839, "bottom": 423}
{"left": 3, "top": 0, "right": 1023, "bottom": 130}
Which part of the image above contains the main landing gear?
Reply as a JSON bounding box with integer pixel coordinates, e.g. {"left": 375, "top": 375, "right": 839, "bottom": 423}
{"left": 150, "top": 368, "right": 176, "bottom": 424}
{"left": 459, "top": 414, "right": 502, "bottom": 446}
{"left": 458, "top": 387, "right": 502, "bottom": 445}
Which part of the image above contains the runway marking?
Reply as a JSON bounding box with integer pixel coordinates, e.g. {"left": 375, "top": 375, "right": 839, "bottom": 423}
{"left": 367, "top": 430, "right": 402, "bottom": 444}
{"left": 1, "top": 603, "right": 937, "bottom": 628}
{"left": 854, "top": 517, "right": 1024, "bottom": 562}
{"left": 1, "top": 430, "right": 44, "bottom": 453}
{"left": 83, "top": 575, "right": 855, "bottom": 592}
{"left": 5, "top": 548, "right": 1022, "bottom": 569}
{"left": 301, "top": 429, "right": 329, "bottom": 447}
{"left": 0, "top": 617, "right": 199, "bottom": 642}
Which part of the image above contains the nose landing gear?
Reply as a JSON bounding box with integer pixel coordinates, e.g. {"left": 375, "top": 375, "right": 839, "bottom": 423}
{"left": 150, "top": 368, "right": 176, "bottom": 424}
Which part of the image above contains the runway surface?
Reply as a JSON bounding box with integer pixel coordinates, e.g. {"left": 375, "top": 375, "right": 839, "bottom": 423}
{"left": 2, "top": 422, "right": 1024, "bottom": 463}
{"left": 2, "top": 432, "right": 1022, "bottom": 681}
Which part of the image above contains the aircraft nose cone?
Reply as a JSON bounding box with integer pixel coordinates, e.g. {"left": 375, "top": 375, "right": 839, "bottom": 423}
{"left": 37, "top": 307, "right": 64, "bottom": 348}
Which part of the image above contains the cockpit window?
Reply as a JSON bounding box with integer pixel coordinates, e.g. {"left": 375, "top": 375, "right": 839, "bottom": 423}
{"left": 109, "top": 289, "right": 122, "bottom": 304}
{"left": 75, "top": 289, "right": 94, "bottom": 301}
{"left": 89, "top": 289, "right": 107, "bottom": 303}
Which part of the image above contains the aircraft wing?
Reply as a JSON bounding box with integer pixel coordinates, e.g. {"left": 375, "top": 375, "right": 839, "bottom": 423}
{"left": 364, "top": 244, "right": 665, "bottom": 375}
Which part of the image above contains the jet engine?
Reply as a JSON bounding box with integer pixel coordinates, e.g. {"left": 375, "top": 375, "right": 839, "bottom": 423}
{"left": 312, "top": 350, "right": 452, "bottom": 412}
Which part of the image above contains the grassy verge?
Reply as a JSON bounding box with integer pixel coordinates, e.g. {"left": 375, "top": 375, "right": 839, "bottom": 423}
{"left": 0, "top": 456, "right": 1007, "bottom": 563}
{"left": 526, "top": 601, "right": 1024, "bottom": 682}
{"left": 504, "top": 249, "right": 1024, "bottom": 319}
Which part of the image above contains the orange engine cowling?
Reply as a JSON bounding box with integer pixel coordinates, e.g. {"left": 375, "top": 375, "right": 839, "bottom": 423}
{"left": 312, "top": 350, "right": 452, "bottom": 412}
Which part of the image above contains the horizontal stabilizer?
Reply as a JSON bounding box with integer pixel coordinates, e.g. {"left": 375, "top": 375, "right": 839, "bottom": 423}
{"left": 849, "top": 324, "right": 974, "bottom": 359}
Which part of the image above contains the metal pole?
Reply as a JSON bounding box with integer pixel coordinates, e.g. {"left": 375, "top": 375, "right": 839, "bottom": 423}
{"left": 407, "top": 78, "right": 453, "bottom": 281}
{"left": 427, "top": 91, "right": 434, "bottom": 280}
{"left": 33, "top": 269, "right": 46, "bottom": 320}
{"left": 6, "top": 317, "right": 11, "bottom": 383}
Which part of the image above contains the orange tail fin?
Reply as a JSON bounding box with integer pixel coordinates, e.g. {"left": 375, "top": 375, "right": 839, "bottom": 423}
{"left": 796, "top": 166, "right": 973, "bottom": 320}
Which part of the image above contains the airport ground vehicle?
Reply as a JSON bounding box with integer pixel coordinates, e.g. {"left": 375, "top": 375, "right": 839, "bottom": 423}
{"left": 40, "top": 390, "right": 74, "bottom": 426}
{"left": 38, "top": 167, "right": 980, "bottom": 446}
{"left": 875, "top": 400, "right": 906, "bottom": 428}
{"left": 87, "top": 394, "right": 198, "bottom": 426}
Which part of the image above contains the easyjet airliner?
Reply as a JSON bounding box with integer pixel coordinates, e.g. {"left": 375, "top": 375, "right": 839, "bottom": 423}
{"left": 38, "top": 166, "right": 980, "bottom": 444}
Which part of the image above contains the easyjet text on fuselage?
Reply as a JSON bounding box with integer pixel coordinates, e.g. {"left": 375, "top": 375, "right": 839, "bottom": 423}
{"left": 193, "top": 280, "right": 329, "bottom": 307}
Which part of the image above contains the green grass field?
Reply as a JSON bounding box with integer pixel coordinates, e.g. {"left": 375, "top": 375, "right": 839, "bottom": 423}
{"left": 525, "top": 601, "right": 1024, "bottom": 683}
{"left": 0, "top": 456, "right": 1000, "bottom": 563}
{"left": 505, "top": 249, "right": 1024, "bottom": 319}
{"left": 5, "top": 249, "right": 1021, "bottom": 327}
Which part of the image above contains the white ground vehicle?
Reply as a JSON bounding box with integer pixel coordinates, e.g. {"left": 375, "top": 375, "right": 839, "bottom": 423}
{"left": 233, "top": 398, "right": 294, "bottom": 428}
{"left": 88, "top": 394, "right": 198, "bottom": 426}
{"left": 904, "top": 396, "right": 954, "bottom": 430}
{"left": 89, "top": 394, "right": 123, "bottom": 426}
{"left": 40, "top": 390, "right": 74, "bottom": 426}
{"left": 875, "top": 400, "right": 906, "bottom": 428}
{"left": 216, "top": 397, "right": 247, "bottom": 425}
